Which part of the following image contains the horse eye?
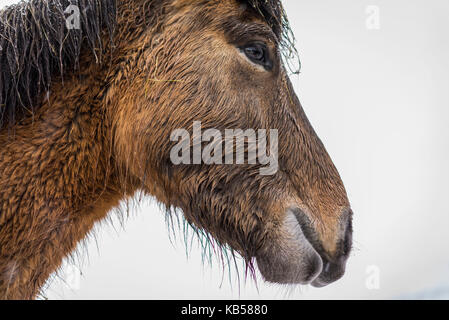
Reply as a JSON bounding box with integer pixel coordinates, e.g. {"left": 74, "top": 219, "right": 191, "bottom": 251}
{"left": 245, "top": 45, "right": 264, "bottom": 61}
{"left": 240, "top": 43, "right": 272, "bottom": 70}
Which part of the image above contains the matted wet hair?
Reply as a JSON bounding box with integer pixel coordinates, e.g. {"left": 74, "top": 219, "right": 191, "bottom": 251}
{"left": 0, "top": 0, "right": 116, "bottom": 128}
{"left": 0, "top": 0, "right": 297, "bottom": 128}
{"left": 244, "top": 0, "right": 297, "bottom": 58}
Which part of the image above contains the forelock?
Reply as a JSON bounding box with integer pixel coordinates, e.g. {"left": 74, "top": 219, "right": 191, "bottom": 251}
{"left": 240, "top": 0, "right": 300, "bottom": 74}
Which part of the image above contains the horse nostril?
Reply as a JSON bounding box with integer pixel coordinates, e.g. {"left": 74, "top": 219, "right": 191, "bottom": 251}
{"left": 292, "top": 207, "right": 353, "bottom": 287}
{"left": 291, "top": 207, "right": 322, "bottom": 254}
{"left": 339, "top": 208, "right": 353, "bottom": 258}
{"left": 292, "top": 207, "right": 353, "bottom": 260}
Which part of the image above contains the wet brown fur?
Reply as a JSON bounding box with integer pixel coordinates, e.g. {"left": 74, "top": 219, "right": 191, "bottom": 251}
{"left": 0, "top": 0, "right": 351, "bottom": 299}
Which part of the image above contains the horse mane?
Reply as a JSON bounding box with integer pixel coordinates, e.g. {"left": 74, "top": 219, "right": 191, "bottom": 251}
{"left": 0, "top": 0, "right": 297, "bottom": 129}
{"left": 0, "top": 0, "right": 116, "bottom": 128}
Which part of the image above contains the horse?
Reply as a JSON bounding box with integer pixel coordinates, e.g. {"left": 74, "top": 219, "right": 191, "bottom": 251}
{"left": 0, "top": 0, "right": 353, "bottom": 299}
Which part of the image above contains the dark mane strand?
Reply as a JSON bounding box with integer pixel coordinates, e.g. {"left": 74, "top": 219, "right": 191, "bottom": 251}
{"left": 0, "top": 0, "right": 116, "bottom": 128}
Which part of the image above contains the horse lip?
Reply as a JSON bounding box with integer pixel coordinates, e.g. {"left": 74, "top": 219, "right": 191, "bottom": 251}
{"left": 311, "top": 259, "right": 347, "bottom": 287}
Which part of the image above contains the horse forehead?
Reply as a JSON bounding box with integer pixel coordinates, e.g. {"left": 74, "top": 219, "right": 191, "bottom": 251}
{"left": 173, "top": 0, "right": 254, "bottom": 16}
{"left": 171, "top": 0, "right": 271, "bottom": 34}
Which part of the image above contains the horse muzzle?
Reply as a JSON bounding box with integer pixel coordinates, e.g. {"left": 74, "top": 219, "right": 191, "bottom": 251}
{"left": 256, "top": 207, "right": 352, "bottom": 287}
{"left": 291, "top": 207, "right": 353, "bottom": 287}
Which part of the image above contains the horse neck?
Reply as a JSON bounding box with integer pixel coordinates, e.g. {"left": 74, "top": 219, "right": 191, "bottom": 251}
{"left": 0, "top": 51, "right": 129, "bottom": 301}
{"left": 0, "top": 0, "right": 160, "bottom": 300}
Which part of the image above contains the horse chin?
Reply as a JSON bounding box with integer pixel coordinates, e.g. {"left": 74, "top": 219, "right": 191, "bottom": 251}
{"left": 255, "top": 211, "right": 324, "bottom": 285}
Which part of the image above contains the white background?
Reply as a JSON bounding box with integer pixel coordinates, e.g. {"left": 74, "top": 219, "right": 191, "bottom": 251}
{"left": 1, "top": 0, "right": 449, "bottom": 299}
